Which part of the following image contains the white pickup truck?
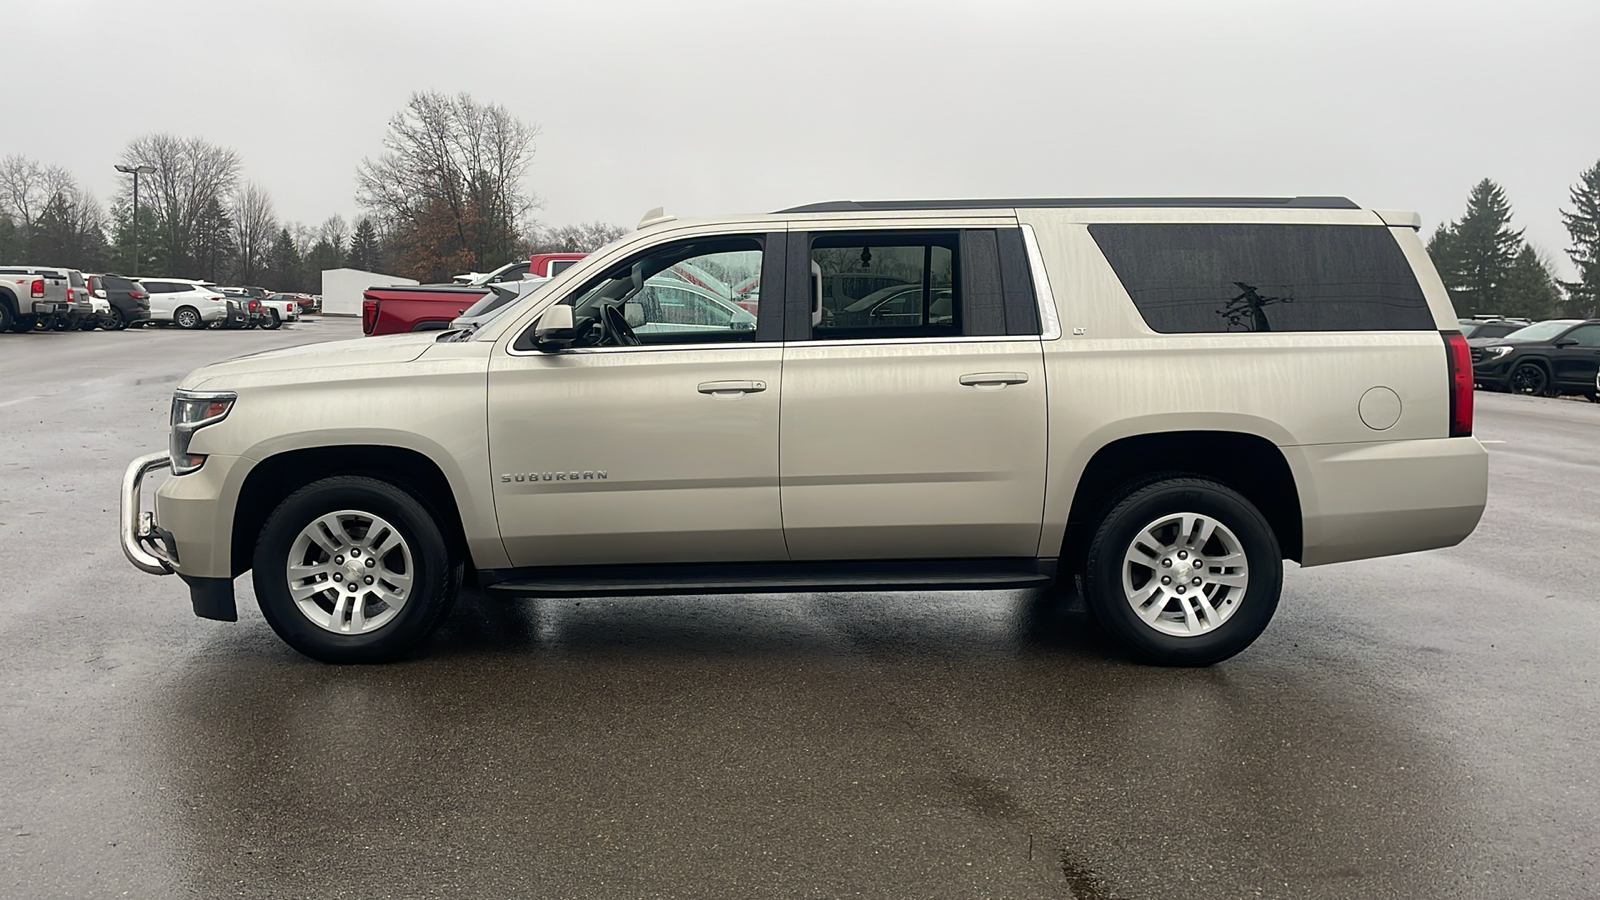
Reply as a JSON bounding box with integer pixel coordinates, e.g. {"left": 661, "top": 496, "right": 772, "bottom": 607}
{"left": 0, "top": 266, "right": 91, "bottom": 332}
{"left": 122, "top": 197, "right": 1488, "bottom": 666}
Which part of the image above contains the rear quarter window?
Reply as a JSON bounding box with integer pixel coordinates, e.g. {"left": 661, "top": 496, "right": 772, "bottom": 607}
{"left": 1088, "top": 223, "right": 1434, "bottom": 333}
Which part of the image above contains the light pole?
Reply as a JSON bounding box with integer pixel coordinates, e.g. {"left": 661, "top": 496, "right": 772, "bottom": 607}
{"left": 114, "top": 164, "right": 156, "bottom": 276}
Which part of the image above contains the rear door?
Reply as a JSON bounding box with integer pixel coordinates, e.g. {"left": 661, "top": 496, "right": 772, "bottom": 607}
{"left": 777, "top": 225, "right": 1049, "bottom": 560}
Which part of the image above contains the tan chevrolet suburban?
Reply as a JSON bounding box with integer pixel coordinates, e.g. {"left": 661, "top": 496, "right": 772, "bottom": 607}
{"left": 121, "top": 197, "right": 1487, "bottom": 666}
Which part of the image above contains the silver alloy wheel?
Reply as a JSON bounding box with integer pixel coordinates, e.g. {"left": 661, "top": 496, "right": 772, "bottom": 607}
{"left": 1121, "top": 511, "right": 1249, "bottom": 638}
{"left": 285, "top": 509, "right": 414, "bottom": 634}
{"left": 176, "top": 307, "right": 199, "bottom": 329}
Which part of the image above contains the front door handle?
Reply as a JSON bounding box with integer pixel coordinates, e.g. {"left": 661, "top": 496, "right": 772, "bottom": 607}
{"left": 959, "top": 372, "right": 1029, "bottom": 387}
{"left": 697, "top": 380, "right": 767, "bottom": 395}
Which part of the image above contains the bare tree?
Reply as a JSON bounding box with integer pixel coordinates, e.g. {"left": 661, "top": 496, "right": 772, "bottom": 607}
{"left": 119, "top": 134, "right": 241, "bottom": 276}
{"left": 356, "top": 91, "right": 541, "bottom": 280}
{"left": 528, "top": 221, "right": 631, "bottom": 254}
{"left": 318, "top": 214, "right": 349, "bottom": 255}
{"left": 230, "top": 183, "right": 277, "bottom": 285}
{"left": 0, "top": 155, "right": 80, "bottom": 231}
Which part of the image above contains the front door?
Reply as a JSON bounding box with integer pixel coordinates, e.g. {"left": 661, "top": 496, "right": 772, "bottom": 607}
{"left": 1551, "top": 323, "right": 1600, "bottom": 389}
{"left": 778, "top": 227, "right": 1050, "bottom": 560}
{"left": 488, "top": 232, "right": 788, "bottom": 567}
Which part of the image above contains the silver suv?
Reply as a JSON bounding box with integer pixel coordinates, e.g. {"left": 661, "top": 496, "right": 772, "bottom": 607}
{"left": 121, "top": 197, "right": 1487, "bottom": 665}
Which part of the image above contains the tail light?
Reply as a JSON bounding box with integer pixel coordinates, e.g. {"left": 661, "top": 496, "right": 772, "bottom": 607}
{"left": 30, "top": 279, "right": 44, "bottom": 298}
{"left": 66, "top": 287, "right": 75, "bottom": 302}
{"left": 131, "top": 291, "right": 147, "bottom": 299}
{"left": 1443, "top": 331, "right": 1473, "bottom": 437}
{"left": 362, "top": 299, "right": 378, "bottom": 334}
{"left": 249, "top": 299, "right": 260, "bottom": 311}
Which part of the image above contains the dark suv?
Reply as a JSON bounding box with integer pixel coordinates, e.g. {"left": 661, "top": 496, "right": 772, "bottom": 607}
{"left": 1471, "top": 318, "right": 1600, "bottom": 399}
{"left": 88, "top": 274, "right": 152, "bottom": 330}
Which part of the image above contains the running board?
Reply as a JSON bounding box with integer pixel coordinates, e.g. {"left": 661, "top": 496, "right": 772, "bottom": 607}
{"left": 481, "top": 558, "right": 1056, "bottom": 598}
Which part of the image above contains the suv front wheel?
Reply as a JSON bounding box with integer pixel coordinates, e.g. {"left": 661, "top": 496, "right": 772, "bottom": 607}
{"left": 252, "top": 476, "right": 460, "bottom": 663}
{"left": 1083, "top": 476, "right": 1282, "bottom": 666}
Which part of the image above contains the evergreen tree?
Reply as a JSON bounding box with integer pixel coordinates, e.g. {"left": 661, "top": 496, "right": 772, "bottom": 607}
{"left": 0, "top": 214, "right": 22, "bottom": 262}
{"left": 303, "top": 238, "right": 342, "bottom": 288}
{"left": 348, "top": 217, "right": 381, "bottom": 271}
{"left": 1559, "top": 159, "right": 1600, "bottom": 317}
{"left": 1428, "top": 178, "right": 1524, "bottom": 316}
{"left": 267, "top": 227, "right": 303, "bottom": 292}
{"left": 1500, "top": 245, "right": 1562, "bottom": 319}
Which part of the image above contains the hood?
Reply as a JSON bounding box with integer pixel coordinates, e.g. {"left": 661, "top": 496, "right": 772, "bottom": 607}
{"left": 180, "top": 332, "right": 439, "bottom": 390}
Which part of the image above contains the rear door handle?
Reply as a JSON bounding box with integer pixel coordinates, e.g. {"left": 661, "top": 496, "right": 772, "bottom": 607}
{"left": 959, "top": 372, "right": 1029, "bottom": 387}
{"left": 697, "top": 380, "right": 767, "bottom": 395}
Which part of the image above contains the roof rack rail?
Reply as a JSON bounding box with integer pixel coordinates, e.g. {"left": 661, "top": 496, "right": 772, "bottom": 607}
{"left": 775, "top": 197, "right": 1360, "bottom": 213}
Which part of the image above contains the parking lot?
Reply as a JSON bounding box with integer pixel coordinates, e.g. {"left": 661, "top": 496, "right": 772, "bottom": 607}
{"left": 2, "top": 320, "right": 1597, "bottom": 899}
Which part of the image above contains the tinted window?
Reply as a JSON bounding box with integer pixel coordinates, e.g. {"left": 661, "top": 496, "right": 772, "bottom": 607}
{"left": 1089, "top": 224, "right": 1434, "bottom": 333}
{"left": 102, "top": 276, "right": 137, "bottom": 291}
{"left": 811, "top": 233, "right": 958, "bottom": 339}
{"left": 1565, "top": 324, "right": 1600, "bottom": 348}
{"left": 1474, "top": 322, "right": 1524, "bottom": 340}
{"left": 548, "top": 259, "right": 576, "bottom": 276}
{"left": 68, "top": 271, "right": 85, "bottom": 288}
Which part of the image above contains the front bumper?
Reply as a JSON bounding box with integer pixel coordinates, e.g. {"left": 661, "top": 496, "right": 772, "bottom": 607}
{"left": 121, "top": 452, "right": 178, "bottom": 575}
{"left": 121, "top": 451, "right": 238, "bottom": 621}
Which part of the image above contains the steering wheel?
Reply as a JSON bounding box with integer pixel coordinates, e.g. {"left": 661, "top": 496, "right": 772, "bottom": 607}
{"left": 603, "top": 303, "right": 640, "bottom": 346}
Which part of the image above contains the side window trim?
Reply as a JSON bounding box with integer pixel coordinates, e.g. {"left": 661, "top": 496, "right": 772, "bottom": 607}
{"left": 1019, "top": 224, "right": 1063, "bottom": 340}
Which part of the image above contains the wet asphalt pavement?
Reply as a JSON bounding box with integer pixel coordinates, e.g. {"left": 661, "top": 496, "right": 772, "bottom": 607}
{"left": 1, "top": 319, "right": 1597, "bottom": 899}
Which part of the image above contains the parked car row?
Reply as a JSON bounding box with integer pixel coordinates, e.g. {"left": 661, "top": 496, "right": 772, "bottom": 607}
{"left": 1465, "top": 316, "right": 1600, "bottom": 400}
{"left": 0, "top": 263, "right": 316, "bottom": 334}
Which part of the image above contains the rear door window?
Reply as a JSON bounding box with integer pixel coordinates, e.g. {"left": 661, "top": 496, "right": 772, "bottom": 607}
{"left": 1088, "top": 223, "right": 1434, "bottom": 333}
{"left": 809, "top": 233, "right": 959, "bottom": 340}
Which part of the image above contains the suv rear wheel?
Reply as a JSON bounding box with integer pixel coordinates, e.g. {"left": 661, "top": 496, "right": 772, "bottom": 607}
{"left": 252, "top": 476, "right": 460, "bottom": 663}
{"left": 175, "top": 306, "right": 202, "bottom": 330}
{"left": 1083, "top": 476, "right": 1282, "bottom": 666}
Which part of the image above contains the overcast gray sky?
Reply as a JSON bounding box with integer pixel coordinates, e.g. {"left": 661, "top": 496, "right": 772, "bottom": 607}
{"left": 9, "top": 0, "right": 1598, "bottom": 274}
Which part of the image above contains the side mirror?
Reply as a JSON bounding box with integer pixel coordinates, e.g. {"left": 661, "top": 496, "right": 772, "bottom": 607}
{"left": 623, "top": 301, "right": 646, "bottom": 327}
{"left": 533, "top": 304, "right": 577, "bottom": 349}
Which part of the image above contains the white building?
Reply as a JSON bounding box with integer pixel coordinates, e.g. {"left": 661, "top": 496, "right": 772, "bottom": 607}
{"left": 320, "top": 268, "right": 417, "bottom": 316}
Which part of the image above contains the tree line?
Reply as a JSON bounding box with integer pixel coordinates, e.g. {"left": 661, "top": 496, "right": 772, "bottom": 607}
{"left": 1426, "top": 163, "right": 1599, "bottom": 319}
{"left": 0, "top": 91, "right": 627, "bottom": 292}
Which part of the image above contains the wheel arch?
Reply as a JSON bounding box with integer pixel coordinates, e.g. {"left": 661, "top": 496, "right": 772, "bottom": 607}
{"left": 231, "top": 445, "right": 474, "bottom": 579}
{"left": 1058, "top": 430, "right": 1304, "bottom": 571}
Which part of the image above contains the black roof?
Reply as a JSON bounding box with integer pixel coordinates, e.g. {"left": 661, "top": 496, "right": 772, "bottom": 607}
{"left": 775, "top": 197, "right": 1360, "bottom": 213}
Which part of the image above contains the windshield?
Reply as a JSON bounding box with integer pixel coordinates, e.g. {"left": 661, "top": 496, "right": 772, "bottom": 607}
{"left": 1501, "top": 320, "right": 1581, "bottom": 342}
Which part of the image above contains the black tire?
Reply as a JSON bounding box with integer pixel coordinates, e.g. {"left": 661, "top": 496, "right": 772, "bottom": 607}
{"left": 50, "top": 316, "right": 70, "bottom": 332}
{"left": 11, "top": 314, "right": 37, "bottom": 333}
{"left": 1083, "top": 476, "right": 1282, "bottom": 666}
{"left": 0, "top": 300, "right": 14, "bottom": 333}
{"left": 110, "top": 308, "right": 129, "bottom": 331}
{"left": 262, "top": 310, "right": 281, "bottom": 330}
{"left": 78, "top": 316, "right": 97, "bottom": 331}
{"left": 252, "top": 476, "right": 460, "bottom": 663}
{"left": 175, "top": 306, "right": 202, "bottom": 330}
{"left": 1508, "top": 362, "right": 1549, "bottom": 396}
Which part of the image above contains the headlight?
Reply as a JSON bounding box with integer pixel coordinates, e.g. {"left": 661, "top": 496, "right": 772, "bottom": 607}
{"left": 170, "top": 390, "right": 236, "bottom": 475}
{"left": 1483, "top": 345, "right": 1513, "bottom": 359}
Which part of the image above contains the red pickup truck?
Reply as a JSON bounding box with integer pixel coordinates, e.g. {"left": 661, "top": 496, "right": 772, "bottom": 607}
{"left": 362, "top": 253, "right": 585, "bottom": 336}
